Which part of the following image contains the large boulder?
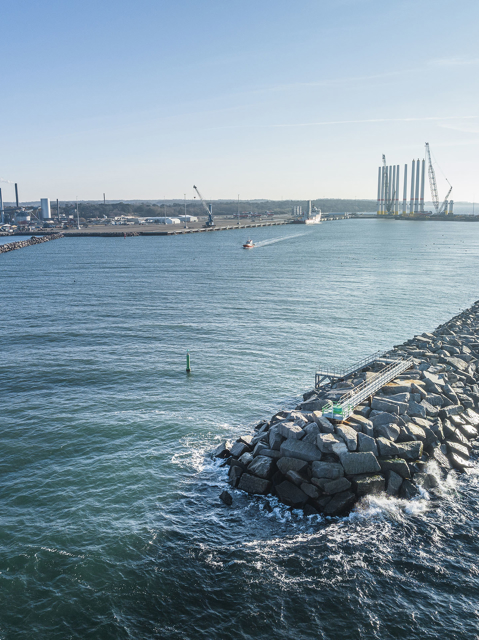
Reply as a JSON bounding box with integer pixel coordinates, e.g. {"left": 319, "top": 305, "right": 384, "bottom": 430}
{"left": 439, "top": 405, "right": 464, "bottom": 420}
{"left": 228, "top": 464, "right": 243, "bottom": 487}
{"left": 408, "top": 400, "right": 427, "bottom": 419}
{"left": 372, "top": 397, "right": 408, "bottom": 415}
{"left": 386, "top": 470, "right": 403, "bottom": 496}
{"left": 323, "top": 477, "right": 352, "bottom": 494}
{"left": 429, "top": 445, "right": 452, "bottom": 471}
{"left": 315, "top": 416, "right": 335, "bottom": 433}
{"left": 404, "top": 423, "right": 427, "bottom": 441}
{"left": 395, "top": 441, "right": 423, "bottom": 461}
{"left": 446, "top": 440, "right": 470, "bottom": 459}
{"left": 421, "top": 400, "right": 439, "bottom": 418}
{"left": 376, "top": 437, "right": 400, "bottom": 457}
{"left": 351, "top": 474, "right": 385, "bottom": 496}
{"left": 278, "top": 422, "right": 304, "bottom": 440}
{"left": 374, "top": 423, "right": 400, "bottom": 441}
{"left": 399, "top": 479, "right": 419, "bottom": 499}
{"left": 378, "top": 457, "right": 410, "bottom": 478}
{"left": 279, "top": 439, "right": 322, "bottom": 462}
{"left": 340, "top": 451, "right": 381, "bottom": 475}
{"left": 277, "top": 457, "right": 308, "bottom": 475}
{"left": 336, "top": 425, "right": 358, "bottom": 451}
{"left": 357, "top": 432, "right": 378, "bottom": 455}
{"left": 238, "top": 473, "right": 271, "bottom": 495}
{"left": 300, "top": 482, "right": 320, "bottom": 499}
{"left": 311, "top": 461, "right": 344, "bottom": 479}
{"left": 371, "top": 412, "right": 401, "bottom": 427}
{"left": 275, "top": 481, "right": 309, "bottom": 507}
{"left": 323, "top": 491, "right": 356, "bottom": 516}
{"left": 317, "top": 433, "right": 344, "bottom": 453}
{"left": 268, "top": 427, "right": 284, "bottom": 451}
{"left": 449, "top": 452, "right": 472, "bottom": 471}
{"left": 230, "top": 441, "right": 251, "bottom": 458}
{"left": 215, "top": 440, "right": 233, "bottom": 458}
{"left": 285, "top": 469, "right": 307, "bottom": 486}
{"left": 348, "top": 413, "right": 374, "bottom": 435}
{"left": 247, "top": 455, "right": 275, "bottom": 479}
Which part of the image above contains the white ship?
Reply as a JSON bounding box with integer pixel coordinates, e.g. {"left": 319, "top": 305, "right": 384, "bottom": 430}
{"left": 292, "top": 200, "right": 322, "bottom": 224}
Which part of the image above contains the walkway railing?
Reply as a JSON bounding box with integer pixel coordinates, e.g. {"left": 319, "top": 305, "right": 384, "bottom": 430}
{"left": 321, "top": 356, "right": 413, "bottom": 421}
{"left": 315, "top": 351, "right": 383, "bottom": 389}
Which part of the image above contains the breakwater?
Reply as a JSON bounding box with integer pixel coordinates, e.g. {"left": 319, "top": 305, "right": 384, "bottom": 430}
{"left": 0, "top": 233, "right": 64, "bottom": 254}
{"left": 217, "top": 301, "right": 479, "bottom": 516}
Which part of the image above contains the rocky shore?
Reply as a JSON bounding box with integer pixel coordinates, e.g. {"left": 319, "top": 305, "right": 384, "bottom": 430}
{"left": 0, "top": 233, "right": 64, "bottom": 254}
{"left": 216, "top": 301, "right": 479, "bottom": 516}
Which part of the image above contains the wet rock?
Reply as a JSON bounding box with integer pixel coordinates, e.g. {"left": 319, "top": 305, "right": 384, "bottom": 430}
{"left": 230, "top": 441, "right": 251, "bottom": 458}
{"left": 374, "top": 423, "right": 401, "bottom": 441}
{"left": 275, "top": 481, "right": 309, "bottom": 507}
{"left": 352, "top": 474, "right": 385, "bottom": 496}
{"left": 238, "top": 473, "right": 271, "bottom": 495}
{"left": 311, "top": 461, "right": 344, "bottom": 479}
{"left": 336, "top": 425, "right": 358, "bottom": 451}
{"left": 300, "top": 482, "right": 320, "bottom": 499}
{"left": 219, "top": 490, "right": 233, "bottom": 505}
{"left": 399, "top": 479, "right": 419, "bottom": 499}
{"left": 303, "top": 503, "right": 320, "bottom": 516}
{"left": 357, "top": 432, "right": 378, "bottom": 455}
{"left": 276, "top": 457, "right": 308, "bottom": 476}
{"left": 280, "top": 439, "right": 322, "bottom": 462}
{"left": 323, "top": 477, "right": 352, "bottom": 494}
{"left": 323, "top": 491, "right": 356, "bottom": 516}
{"left": 429, "top": 445, "right": 452, "bottom": 471}
{"left": 395, "top": 441, "right": 423, "bottom": 461}
{"left": 376, "top": 437, "right": 400, "bottom": 457}
{"left": 446, "top": 440, "right": 470, "bottom": 459}
{"left": 247, "top": 455, "right": 275, "bottom": 479}
{"left": 448, "top": 452, "right": 472, "bottom": 471}
{"left": 386, "top": 470, "right": 403, "bottom": 496}
{"left": 340, "top": 451, "right": 381, "bottom": 475}
{"left": 444, "top": 423, "right": 470, "bottom": 449}
{"left": 214, "top": 440, "right": 233, "bottom": 458}
{"left": 228, "top": 464, "right": 243, "bottom": 487}
{"left": 415, "top": 473, "right": 438, "bottom": 490}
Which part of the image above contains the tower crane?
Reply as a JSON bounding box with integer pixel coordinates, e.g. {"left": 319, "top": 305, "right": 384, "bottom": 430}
{"left": 425, "top": 142, "right": 452, "bottom": 215}
{"left": 193, "top": 185, "right": 215, "bottom": 227}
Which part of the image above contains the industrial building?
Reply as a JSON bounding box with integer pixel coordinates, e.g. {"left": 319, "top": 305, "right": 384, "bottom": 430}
{"left": 377, "top": 144, "right": 453, "bottom": 216}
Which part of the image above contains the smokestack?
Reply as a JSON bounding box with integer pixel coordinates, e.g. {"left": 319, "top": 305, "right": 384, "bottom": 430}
{"left": 380, "top": 166, "right": 385, "bottom": 215}
{"left": 414, "top": 159, "right": 420, "bottom": 213}
{"left": 388, "top": 166, "right": 392, "bottom": 213}
{"left": 449, "top": 199, "right": 454, "bottom": 215}
{"left": 0, "top": 188, "right": 3, "bottom": 224}
{"left": 402, "top": 164, "right": 407, "bottom": 215}
{"left": 410, "top": 160, "right": 415, "bottom": 214}
{"left": 56, "top": 199, "right": 59, "bottom": 220}
{"left": 395, "top": 165, "right": 400, "bottom": 214}
{"left": 420, "top": 159, "right": 425, "bottom": 212}
{"left": 15, "top": 183, "right": 19, "bottom": 208}
{"left": 308, "top": 200, "right": 312, "bottom": 218}
{"left": 377, "top": 167, "right": 381, "bottom": 215}
{"left": 390, "top": 166, "right": 395, "bottom": 216}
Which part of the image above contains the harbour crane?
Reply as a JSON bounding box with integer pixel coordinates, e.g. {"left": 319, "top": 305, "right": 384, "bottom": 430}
{"left": 382, "top": 155, "right": 396, "bottom": 214}
{"left": 193, "top": 185, "right": 215, "bottom": 227}
{"left": 425, "top": 142, "right": 452, "bottom": 215}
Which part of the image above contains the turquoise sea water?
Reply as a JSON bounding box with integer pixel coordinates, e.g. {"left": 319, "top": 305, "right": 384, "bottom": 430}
{"left": 1, "top": 219, "right": 479, "bottom": 639}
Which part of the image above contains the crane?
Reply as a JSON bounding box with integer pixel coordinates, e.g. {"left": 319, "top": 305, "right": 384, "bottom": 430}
{"left": 425, "top": 142, "right": 452, "bottom": 215}
{"left": 382, "top": 155, "right": 395, "bottom": 214}
{"left": 193, "top": 185, "right": 215, "bottom": 227}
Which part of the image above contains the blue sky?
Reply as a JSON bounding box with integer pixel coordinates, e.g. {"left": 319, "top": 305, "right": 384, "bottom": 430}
{"left": 1, "top": 0, "right": 478, "bottom": 201}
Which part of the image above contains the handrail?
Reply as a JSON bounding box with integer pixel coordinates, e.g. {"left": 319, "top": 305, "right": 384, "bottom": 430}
{"left": 316, "top": 350, "right": 383, "bottom": 380}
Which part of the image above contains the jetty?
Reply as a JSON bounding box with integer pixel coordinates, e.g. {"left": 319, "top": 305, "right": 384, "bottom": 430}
{"left": 0, "top": 233, "right": 64, "bottom": 254}
{"left": 216, "top": 302, "right": 479, "bottom": 516}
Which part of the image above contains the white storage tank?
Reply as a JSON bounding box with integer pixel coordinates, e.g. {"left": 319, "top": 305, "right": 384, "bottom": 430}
{"left": 40, "top": 198, "right": 51, "bottom": 219}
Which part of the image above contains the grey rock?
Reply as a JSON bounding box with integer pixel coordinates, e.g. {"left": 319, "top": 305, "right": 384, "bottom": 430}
{"left": 372, "top": 397, "right": 408, "bottom": 415}
{"left": 456, "top": 422, "right": 479, "bottom": 440}
{"left": 230, "top": 441, "right": 251, "bottom": 458}
{"left": 323, "top": 491, "right": 356, "bottom": 516}
{"left": 311, "top": 461, "right": 344, "bottom": 479}
{"left": 465, "top": 408, "right": 479, "bottom": 425}
{"left": 399, "top": 479, "right": 419, "bottom": 499}
{"left": 285, "top": 469, "right": 307, "bottom": 486}
{"left": 426, "top": 393, "right": 444, "bottom": 407}
{"left": 449, "top": 452, "right": 473, "bottom": 471}
{"left": 340, "top": 452, "right": 381, "bottom": 475}
{"left": 228, "top": 464, "right": 243, "bottom": 487}
{"left": 411, "top": 382, "right": 427, "bottom": 400}
{"left": 299, "top": 398, "right": 324, "bottom": 411}
{"left": 386, "top": 392, "right": 411, "bottom": 404}
{"left": 355, "top": 405, "right": 371, "bottom": 418}
{"left": 219, "top": 490, "right": 233, "bottom": 505}
{"left": 420, "top": 400, "right": 439, "bottom": 418}
{"left": 439, "top": 405, "right": 464, "bottom": 419}
{"left": 386, "top": 470, "right": 403, "bottom": 496}
{"left": 352, "top": 474, "right": 385, "bottom": 496}
{"left": 408, "top": 400, "right": 427, "bottom": 419}
{"left": 311, "top": 477, "right": 330, "bottom": 490}
{"left": 275, "top": 481, "right": 308, "bottom": 507}
{"left": 278, "top": 422, "right": 304, "bottom": 440}
{"left": 247, "top": 455, "right": 275, "bottom": 479}
{"left": 239, "top": 435, "right": 254, "bottom": 445}
{"left": 395, "top": 441, "right": 424, "bottom": 461}
{"left": 303, "top": 423, "right": 320, "bottom": 437}
{"left": 302, "top": 432, "right": 319, "bottom": 444}
{"left": 376, "top": 437, "right": 400, "bottom": 456}
{"left": 371, "top": 412, "right": 401, "bottom": 427}
{"left": 279, "top": 439, "right": 322, "bottom": 463}
{"left": 446, "top": 440, "right": 470, "bottom": 459}
{"left": 444, "top": 356, "right": 469, "bottom": 372}
{"left": 336, "top": 425, "right": 358, "bottom": 451}
{"left": 300, "top": 482, "right": 320, "bottom": 499}
{"left": 374, "top": 423, "right": 401, "bottom": 441}
{"left": 239, "top": 452, "right": 254, "bottom": 466}
{"left": 238, "top": 473, "right": 271, "bottom": 495}
{"left": 379, "top": 457, "right": 410, "bottom": 478}
{"left": 411, "top": 416, "right": 433, "bottom": 430}
{"left": 268, "top": 427, "right": 284, "bottom": 451}
{"left": 404, "top": 423, "right": 427, "bottom": 441}
{"left": 315, "top": 416, "right": 335, "bottom": 433}
{"left": 317, "top": 433, "right": 344, "bottom": 453}
{"left": 323, "top": 477, "right": 352, "bottom": 494}
{"left": 258, "top": 448, "right": 282, "bottom": 459}
{"left": 214, "top": 440, "right": 233, "bottom": 458}
{"left": 276, "top": 457, "right": 308, "bottom": 475}
{"left": 253, "top": 441, "right": 268, "bottom": 456}
{"left": 357, "top": 432, "right": 379, "bottom": 455}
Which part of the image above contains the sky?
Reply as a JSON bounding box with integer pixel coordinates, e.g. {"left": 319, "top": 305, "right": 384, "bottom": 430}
{"left": 1, "top": 0, "right": 478, "bottom": 202}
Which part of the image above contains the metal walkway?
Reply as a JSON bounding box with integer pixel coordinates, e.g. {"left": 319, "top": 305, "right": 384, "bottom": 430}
{"left": 321, "top": 356, "right": 414, "bottom": 421}
{"left": 315, "top": 351, "right": 383, "bottom": 389}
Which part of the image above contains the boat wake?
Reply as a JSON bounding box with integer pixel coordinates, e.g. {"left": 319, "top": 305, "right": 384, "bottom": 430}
{"left": 252, "top": 232, "right": 312, "bottom": 248}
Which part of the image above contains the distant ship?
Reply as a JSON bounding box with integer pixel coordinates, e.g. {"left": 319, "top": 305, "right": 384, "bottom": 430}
{"left": 292, "top": 200, "right": 322, "bottom": 224}
{"left": 243, "top": 239, "right": 255, "bottom": 249}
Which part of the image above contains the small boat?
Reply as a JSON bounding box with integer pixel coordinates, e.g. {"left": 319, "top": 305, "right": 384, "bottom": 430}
{"left": 243, "top": 239, "right": 254, "bottom": 249}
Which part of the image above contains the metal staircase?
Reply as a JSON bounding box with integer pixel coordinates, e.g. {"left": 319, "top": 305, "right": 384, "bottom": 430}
{"left": 321, "top": 357, "right": 414, "bottom": 421}
{"left": 315, "top": 351, "right": 383, "bottom": 389}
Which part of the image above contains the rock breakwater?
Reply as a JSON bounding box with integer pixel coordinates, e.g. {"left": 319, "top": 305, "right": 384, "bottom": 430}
{"left": 0, "top": 233, "right": 64, "bottom": 254}
{"left": 216, "top": 301, "right": 479, "bottom": 516}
